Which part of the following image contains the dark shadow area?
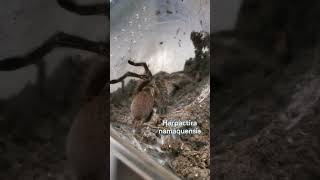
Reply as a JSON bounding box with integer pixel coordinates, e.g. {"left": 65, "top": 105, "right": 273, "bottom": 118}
{"left": 212, "top": 0, "right": 320, "bottom": 179}
{"left": 0, "top": 0, "right": 108, "bottom": 179}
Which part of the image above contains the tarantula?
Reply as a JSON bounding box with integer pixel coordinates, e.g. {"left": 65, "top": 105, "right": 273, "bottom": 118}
{"left": 110, "top": 59, "right": 197, "bottom": 128}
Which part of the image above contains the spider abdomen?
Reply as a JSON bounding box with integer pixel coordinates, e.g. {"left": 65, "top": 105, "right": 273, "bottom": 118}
{"left": 131, "top": 89, "right": 154, "bottom": 123}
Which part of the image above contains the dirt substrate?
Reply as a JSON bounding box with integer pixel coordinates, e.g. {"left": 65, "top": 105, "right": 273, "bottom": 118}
{"left": 111, "top": 74, "right": 210, "bottom": 180}
{"left": 213, "top": 51, "right": 320, "bottom": 180}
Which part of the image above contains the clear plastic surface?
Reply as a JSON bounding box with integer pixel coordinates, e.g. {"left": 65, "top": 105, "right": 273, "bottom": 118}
{"left": 110, "top": 0, "right": 210, "bottom": 91}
